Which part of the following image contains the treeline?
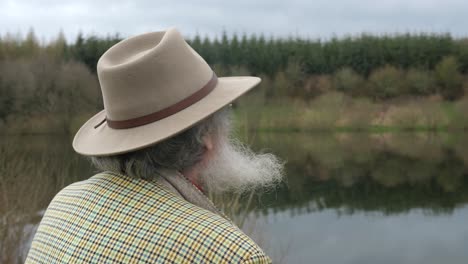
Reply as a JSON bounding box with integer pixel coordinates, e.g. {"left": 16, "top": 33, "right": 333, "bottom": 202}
{"left": 190, "top": 32, "right": 468, "bottom": 76}
{"left": 0, "top": 30, "right": 121, "bottom": 70}
{"left": 2, "top": 30, "right": 467, "bottom": 76}
{"left": 189, "top": 32, "right": 467, "bottom": 100}
{"left": 1, "top": 30, "right": 468, "bottom": 132}
{"left": 0, "top": 30, "right": 106, "bottom": 131}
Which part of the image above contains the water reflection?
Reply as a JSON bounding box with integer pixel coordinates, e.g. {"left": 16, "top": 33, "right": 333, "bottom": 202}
{"left": 247, "top": 132, "right": 468, "bottom": 216}
{"left": 1, "top": 132, "right": 468, "bottom": 263}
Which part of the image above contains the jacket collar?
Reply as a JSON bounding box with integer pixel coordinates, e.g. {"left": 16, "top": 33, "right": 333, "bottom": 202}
{"left": 154, "top": 168, "right": 229, "bottom": 220}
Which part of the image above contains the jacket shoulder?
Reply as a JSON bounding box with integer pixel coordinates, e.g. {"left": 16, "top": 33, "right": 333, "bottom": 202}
{"left": 241, "top": 252, "right": 273, "bottom": 264}
{"left": 27, "top": 172, "right": 271, "bottom": 263}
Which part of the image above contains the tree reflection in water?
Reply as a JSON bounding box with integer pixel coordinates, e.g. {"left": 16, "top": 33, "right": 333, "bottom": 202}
{"left": 247, "top": 132, "right": 468, "bottom": 216}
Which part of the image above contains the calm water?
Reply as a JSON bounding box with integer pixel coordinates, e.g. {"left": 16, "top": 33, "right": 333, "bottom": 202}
{"left": 1, "top": 132, "right": 468, "bottom": 264}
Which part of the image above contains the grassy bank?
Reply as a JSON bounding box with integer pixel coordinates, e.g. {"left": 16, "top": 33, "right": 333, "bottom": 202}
{"left": 234, "top": 91, "right": 468, "bottom": 133}
{"left": 1, "top": 92, "right": 467, "bottom": 134}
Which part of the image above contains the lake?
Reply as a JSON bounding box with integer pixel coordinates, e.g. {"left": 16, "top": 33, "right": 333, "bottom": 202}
{"left": 1, "top": 132, "right": 468, "bottom": 264}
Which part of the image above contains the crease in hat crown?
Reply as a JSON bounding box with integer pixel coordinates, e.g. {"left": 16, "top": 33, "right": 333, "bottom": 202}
{"left": 97, "top": 27, "right": 214, "bottom": 122}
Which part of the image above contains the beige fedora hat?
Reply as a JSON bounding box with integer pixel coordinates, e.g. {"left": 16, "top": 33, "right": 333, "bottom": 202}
{"left": 73, "top": 28, "right": 260, "bottom": 156}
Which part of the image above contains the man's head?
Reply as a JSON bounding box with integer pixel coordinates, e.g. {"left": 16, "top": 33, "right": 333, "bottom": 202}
{"left": 91, "top": 107, "right": 283, "bottom": 194}
{"left": 73, "top": 28, "right": 284, "bottom": 193}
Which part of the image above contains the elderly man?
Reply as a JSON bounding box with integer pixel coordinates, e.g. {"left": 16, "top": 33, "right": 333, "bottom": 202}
{"left": 26, "top": 28, "right": 283, "bottom": 263}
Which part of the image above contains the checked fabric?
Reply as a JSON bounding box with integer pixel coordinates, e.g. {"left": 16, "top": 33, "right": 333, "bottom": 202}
{"left": 25, "top": 172, "right": 271, "bottom": 263}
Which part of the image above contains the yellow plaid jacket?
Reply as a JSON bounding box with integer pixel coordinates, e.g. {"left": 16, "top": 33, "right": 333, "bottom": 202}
{"left": 26, "top": 172, "right": 271, "bottom": 263}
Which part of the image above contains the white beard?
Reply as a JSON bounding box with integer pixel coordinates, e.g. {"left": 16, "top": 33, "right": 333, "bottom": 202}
{"left": 200, "top": 137, "right": 284, "bottom": 194}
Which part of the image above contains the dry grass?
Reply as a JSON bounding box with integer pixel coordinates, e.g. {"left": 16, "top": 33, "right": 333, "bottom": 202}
{"left": 209, "top": 191, "right": 291, "bottom": 263}
{"left": 377, "top": 99, "right": 449, "bottom": 130}
{"left": 0, "top": 136, "right": 91, "bottom": 263}
{"left": 234, "top": 91, "right": 464, "bottom": 133}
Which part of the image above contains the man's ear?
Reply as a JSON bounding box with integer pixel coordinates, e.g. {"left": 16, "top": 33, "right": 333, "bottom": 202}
{"left": 202, "top": 135, "right": 214, "bottom": 151}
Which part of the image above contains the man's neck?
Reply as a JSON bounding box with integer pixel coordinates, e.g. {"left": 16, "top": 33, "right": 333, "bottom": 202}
{"left": 181, "top": 165, "right": 204, "bottom": 193}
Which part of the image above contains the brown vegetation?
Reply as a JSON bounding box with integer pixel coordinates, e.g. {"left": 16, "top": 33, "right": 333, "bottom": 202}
{"left": 1, "top": 31, "right": 468, "bottom": 133}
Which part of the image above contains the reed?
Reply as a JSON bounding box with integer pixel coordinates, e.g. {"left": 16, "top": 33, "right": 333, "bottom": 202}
{"left": 0, "top": 136, "right": 91, "bottom": 263}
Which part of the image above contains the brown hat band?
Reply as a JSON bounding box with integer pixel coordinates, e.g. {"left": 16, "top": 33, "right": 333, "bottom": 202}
{"left": 95, "top": 72, "right": 218, "bottom": 129}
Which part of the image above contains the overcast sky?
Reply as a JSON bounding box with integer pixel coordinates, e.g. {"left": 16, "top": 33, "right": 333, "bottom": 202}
{"left": 1, "top": 0, "right": 467, "bottom": 42}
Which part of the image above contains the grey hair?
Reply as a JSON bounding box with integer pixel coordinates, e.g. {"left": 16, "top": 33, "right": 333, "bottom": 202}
{"left": 90, "top": 107, "right": 231, "bottom": 179}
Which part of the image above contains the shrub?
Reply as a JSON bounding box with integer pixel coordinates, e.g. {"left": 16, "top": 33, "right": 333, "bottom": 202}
{"left": 284, "top": 59, "right": 306, "bottom": 96}
{"left": 303, "top": 75, "right": 332, "bottom": 99}
{"left": 385, "top": 104, "right": 423, "bottom": 129}
{"left": 435, "top": 56, "right": 464, "bottom": 100}
{"left": 455, "top": 39, "right": 468, "bottom": 73}
{"left": 337, "top": 97, "right": 376, "bottom": 130}
{"left": 368, "top": 65, "right": 405, "bottom": 100}
{"left": 266, "top": 60, "right": 306, "bottom": 98}
{"left": 384, "top": 100, "right": 448, "bottom": 130}
{"left": 333, "top": 67, "right": 366, "bottom": 96}
{"left": 405, "top": 68, "right": 436, "bottom": 96}
{"left": 0, "top": 59, "right": 36, "bottom": 119}
{"left": 0, "top": 56, "right": 101, "bottom": 133}
{"left": 229, "top": 65, "right": 251, "bottom": 76}
{"left": 0, "top": 81, "right": 15, "bottom": 121}
{"left": 270, "top": 71, "right": 289, "bottom": 97}
{"left": 452, "top": 96, "right": 468, "bottom": 130}
{"left": 302, "top": 92, "right": 346, "bottom": 130}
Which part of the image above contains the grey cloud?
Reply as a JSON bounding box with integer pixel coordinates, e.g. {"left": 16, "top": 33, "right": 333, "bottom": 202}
{"left": 1, "top": 0, "right": 468, "bottom": 42}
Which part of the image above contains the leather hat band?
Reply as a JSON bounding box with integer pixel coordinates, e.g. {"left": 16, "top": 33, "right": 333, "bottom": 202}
{"left": 96, "top": 72, "right": 218, "bottom": 129}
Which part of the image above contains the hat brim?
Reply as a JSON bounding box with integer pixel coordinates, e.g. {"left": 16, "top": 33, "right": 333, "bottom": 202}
{"left": 73, "top": 76, "right": 261, "bottom": 156}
